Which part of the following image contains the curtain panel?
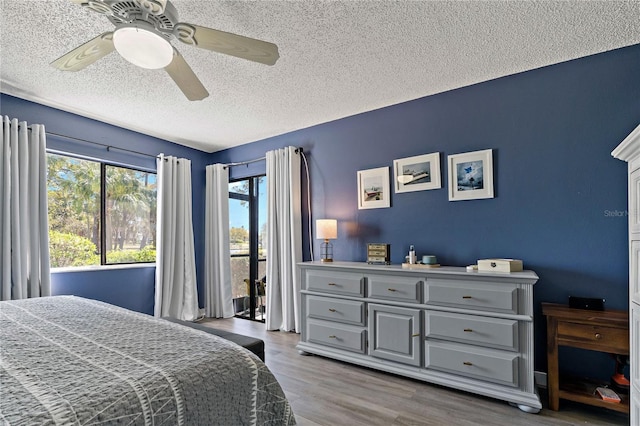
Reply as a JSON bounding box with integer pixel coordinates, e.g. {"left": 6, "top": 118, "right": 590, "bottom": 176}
{"left": 0, "top": 116, "right": 51, "bottom": 301}
{"left": 266, "top": 146, "right": 302, "bottom": 332}
{"left": 204, "top": 163, "right": 233, "bottom": 318}
{"left": 154, "top": 154, "right": 199, "bottom": 321}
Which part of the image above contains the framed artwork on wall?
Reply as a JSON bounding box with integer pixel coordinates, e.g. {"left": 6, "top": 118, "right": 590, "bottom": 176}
{"left": 448, "top": 149, "right": 494, "bottom": 201}
{"left": 357, "top": 167, "right": 390, "bottom": 209}
{"left": 393, "top": 152, "right": 441, "bottom": 193}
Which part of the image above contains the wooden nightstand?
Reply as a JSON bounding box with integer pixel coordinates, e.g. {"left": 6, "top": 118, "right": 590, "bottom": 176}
{"left": 542, "top": 303, "right": 629, "bottom": 413}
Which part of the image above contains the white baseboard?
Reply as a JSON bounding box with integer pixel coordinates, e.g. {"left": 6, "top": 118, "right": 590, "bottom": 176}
{"left": 535, "top": 371, "right": 547, "bottom": 388}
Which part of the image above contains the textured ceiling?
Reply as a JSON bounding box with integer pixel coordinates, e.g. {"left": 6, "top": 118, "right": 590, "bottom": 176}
{"left": 1, "top": 1, "right": 639, "bottom": 153}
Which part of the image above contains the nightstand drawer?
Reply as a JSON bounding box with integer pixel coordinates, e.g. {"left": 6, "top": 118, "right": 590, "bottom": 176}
{"left": 306, "top": 270, "right": 365, "bottom": 297}
{"left": 425, "top": 279, "right": 518, "bottom": 314}
{"left": 425, "top": 311, "right": 519, "bottom": 351}
{"left": 368, "top": 275, "right": 421, "bottom": 303}
{"left": 306, "top": 295, "right": 365, "bottom": 326}
{"left": 307, "top": 320, "right": 366, "bottom": 353}
{"left": 425, "top": 341, "right": 519, "bottom": 387}
{"left": 557, "top": 322, "right": 629, "bottom": 352}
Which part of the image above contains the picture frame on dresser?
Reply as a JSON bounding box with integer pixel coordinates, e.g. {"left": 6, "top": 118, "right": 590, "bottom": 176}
{"left": 448, "top": 149, "right": 494, "bottom": 201}
{"left": 393, "top": 152, "right": 441, "bottom": 193}
{"left": 357, "top": 166, "right": 391, "bottom": 209}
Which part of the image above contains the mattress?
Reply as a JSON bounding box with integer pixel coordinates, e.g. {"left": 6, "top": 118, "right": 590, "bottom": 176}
{"left": 0, "top": 296, "right": 296, "bottom": 425}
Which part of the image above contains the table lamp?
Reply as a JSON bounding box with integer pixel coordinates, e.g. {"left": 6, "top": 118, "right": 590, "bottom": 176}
{"left": 316, "top": 219, "right": 337, "bottom": 262}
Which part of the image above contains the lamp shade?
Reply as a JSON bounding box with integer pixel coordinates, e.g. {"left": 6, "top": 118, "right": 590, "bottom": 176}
{"left": 113, "top": 23, "right": 173, "bottom": 69}
{"left": 316, "top": 219, "right": 337, "bottom": 240}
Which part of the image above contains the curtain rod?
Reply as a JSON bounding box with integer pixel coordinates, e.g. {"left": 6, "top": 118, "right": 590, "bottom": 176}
{"left": 223, "top": 147, "right": 303, "bottom": 169}
{"left": 33, "top": 127, "right": 304, "bottom": 165}
{"left": 45, "top": 131, "right": 158, "bottom": 160}
{"left": 224, "top": 156, "right": 265, "bottom": 169}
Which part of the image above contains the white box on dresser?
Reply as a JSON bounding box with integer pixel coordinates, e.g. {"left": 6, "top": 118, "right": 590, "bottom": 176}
{"left": 612, "top": 123, "right": 640, "bottom": 424}
{"left": 297, "top": 261, "right": 542, "bottom": 413}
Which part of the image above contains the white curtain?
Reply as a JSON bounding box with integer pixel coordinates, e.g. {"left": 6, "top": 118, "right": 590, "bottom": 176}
{"left": 266, "top": 146, "right": 302, "bottom": 332}
{"left": 0, "top": 116, "right": 51, "bottom": 300}
{"left": 154, "top": 154, "right": 199, "bottom": 321}
{"left": 204, "top": 164, "right": 233, "bottom": 318}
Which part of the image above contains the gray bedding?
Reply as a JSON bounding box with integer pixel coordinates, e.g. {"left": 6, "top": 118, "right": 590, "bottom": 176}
{"left": 0, "top": 296, "right": 295, "bottom": 425}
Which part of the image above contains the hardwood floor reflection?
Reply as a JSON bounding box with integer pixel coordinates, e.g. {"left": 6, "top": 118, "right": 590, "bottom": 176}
{"left": 199, "top": 317, "right": 628, "bottom": 426}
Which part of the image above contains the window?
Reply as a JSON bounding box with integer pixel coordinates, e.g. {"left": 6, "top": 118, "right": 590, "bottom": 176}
{"left": 229, "top": 175, "right": 267, "bottom": 321}
{"left": 47, "top": 153, "right": 157, "bottom": 267}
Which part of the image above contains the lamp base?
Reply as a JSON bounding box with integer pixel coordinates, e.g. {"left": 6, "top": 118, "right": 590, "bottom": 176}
{"left": 320, "top": 239, "right": 334, "bottom": 263}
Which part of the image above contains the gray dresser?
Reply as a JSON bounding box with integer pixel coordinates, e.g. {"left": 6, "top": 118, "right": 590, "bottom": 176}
{"left": 297, "top": 261, "right": 541, "bottom": 412}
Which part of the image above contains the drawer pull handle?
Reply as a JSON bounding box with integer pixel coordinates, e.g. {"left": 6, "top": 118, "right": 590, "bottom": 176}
{"left": 327, "top": 283, "right": 337, "bottom": 286}
{"left": 328, "top": 335, "right": 337, "bottom": 339}
{"left": 595, "top": 333, "right": 602, "bottom": 340}
{"left": 411, "top": 333, "right": 420, "bottom": 337}
{"left": 462, "top": 296, "right": 473, "bottom": 299}
{"left": 463, "top": 361, "right": 473, "bottom": 366}
{"left": 388, "top": 288, "right": 397, "bottom": 292}
{"left": 328, "top": 308, "right": 337, "bottom": 312}
{"left": 463, "top": 328, "right": 473, "bottom": 332}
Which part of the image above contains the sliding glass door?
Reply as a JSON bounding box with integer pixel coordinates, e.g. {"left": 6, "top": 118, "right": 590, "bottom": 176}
{"left": 229, "top": 176, "right": 267, "bottom": 321}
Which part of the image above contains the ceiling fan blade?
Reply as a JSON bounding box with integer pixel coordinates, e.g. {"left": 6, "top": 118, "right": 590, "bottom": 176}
{"left": 51, "top": 32, "right": 115, "bottom": 71}
{"left": 174, "top": 23, "right": 279, "bottom": 66}
{"left": 164, "top": 48, "right": 209, "bottom": 101}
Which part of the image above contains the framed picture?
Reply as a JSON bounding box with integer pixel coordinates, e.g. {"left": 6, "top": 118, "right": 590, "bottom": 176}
{"left": 393, "top": 152, "right": 441, "bottom": 193}
{"left": 357, "top": 167, "right": 390, "bottom": 209}
{"left": 448, "top": 149, "right": 494, "bottom": 201}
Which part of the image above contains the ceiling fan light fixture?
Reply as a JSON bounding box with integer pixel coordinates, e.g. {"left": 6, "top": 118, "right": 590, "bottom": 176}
{"left": 113, "top": 24, "right": 173, "bottom": 69}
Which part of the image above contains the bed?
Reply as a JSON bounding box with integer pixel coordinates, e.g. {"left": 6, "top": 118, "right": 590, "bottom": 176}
{"left": 0, "top": 295, "right": 296, "bottom": 425}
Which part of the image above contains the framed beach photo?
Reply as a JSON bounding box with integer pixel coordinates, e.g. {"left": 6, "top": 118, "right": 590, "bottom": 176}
{"left": 393, "top": 152, "right": 441, "bottom": 193}
{"left": 357, "top": 167, "right": 390, "bottom": 209}
{"left": 448, "top": 149, "right": 494, "bottom": 201}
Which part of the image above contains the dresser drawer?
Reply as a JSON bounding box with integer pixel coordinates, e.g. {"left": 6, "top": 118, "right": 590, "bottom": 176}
{"left": 306, "top": 320, "right": 366, "bottom": 353}
{"left": 557, "top": 321, "right": 629, "bottom": 353}
{"left": 425, "top": 311, "right": 519, "bottom": 351}
{"left": 425, "top": 341, "right": 519, "bottom": 387}
{"left": 368, "top": 275, "right": 421, "bottom": 303}
{"left": 306, "top": 270, "right": 365, "bottom": 297}
{"left": 306, "top": 295, "right": 365, "bottom": 326}
{"left": 424, "top": 279, "right": 518, "bottom": 314}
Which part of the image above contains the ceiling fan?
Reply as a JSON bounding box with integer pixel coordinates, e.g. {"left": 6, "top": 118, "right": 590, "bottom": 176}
{"left": 51, "top": 0, "right": 280, "bottom": 101}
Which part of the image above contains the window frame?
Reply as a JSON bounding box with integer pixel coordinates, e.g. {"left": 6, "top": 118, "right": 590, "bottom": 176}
{"left": 46, "top": 150, "right": 157, "bottom": 268}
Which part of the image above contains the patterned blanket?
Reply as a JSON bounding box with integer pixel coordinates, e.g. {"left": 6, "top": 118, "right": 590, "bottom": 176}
{"left": 0, "top": 296, "right": 295, "bottom": 425}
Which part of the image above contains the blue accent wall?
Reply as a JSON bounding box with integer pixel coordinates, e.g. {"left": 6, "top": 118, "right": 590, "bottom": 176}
{"left": 210, "top": 44, "right": 640, "bottom": 378}
{"left": 2, "top": 43, "right": 639, "bottom": 379}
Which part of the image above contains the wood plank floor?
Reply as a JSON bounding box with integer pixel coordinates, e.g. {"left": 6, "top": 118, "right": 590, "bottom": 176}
{"left": 199, "top": 317, "right": 628, "bottom": 426}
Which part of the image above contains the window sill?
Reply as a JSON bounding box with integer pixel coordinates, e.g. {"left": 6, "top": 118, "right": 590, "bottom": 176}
{"left": 51, "top": 263, "right": 155, "bottom": 273}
